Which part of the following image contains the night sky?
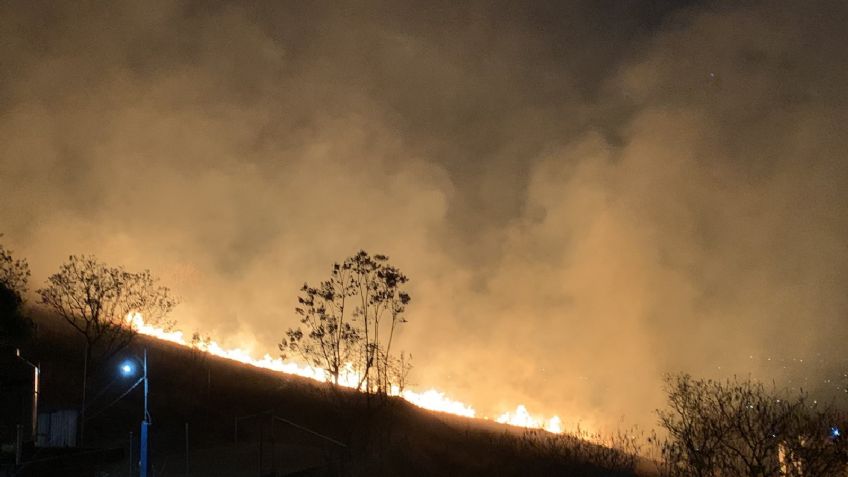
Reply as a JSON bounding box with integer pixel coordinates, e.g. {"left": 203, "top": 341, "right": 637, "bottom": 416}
{"left": 2, "top": 0, "right": 847, "bottom": 429}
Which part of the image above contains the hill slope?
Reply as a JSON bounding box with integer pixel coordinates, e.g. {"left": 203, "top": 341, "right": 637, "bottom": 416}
{"left": 15, "top": 313, "right": 644, "bottom": 477}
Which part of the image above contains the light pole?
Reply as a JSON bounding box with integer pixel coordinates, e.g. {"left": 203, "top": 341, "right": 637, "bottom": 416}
{"left": 141, "top": 348, "right": 149, "bottom": 477}
{"left": 120, "top": 349, "right": 150, "bottom": 477}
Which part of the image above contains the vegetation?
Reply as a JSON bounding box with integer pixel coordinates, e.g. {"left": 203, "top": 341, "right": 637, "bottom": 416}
{"left": 280, "top": 250, "right": 412, "bottom": 393}
{"left": 18, "top": 315, "right": 643, "bottom": 476}
{"left": 653, "top": 373, "right": 848, "bottom": 477}
{"left": 35, "top": 255, "right": 177, "bottom": 443}
{"left": 0, "top": 236, "right": 30, "bottom": 295}
{"left": 0, "top": 236, "right": 33, "bottom": 348}
{"left": 37, "top": 255, "right": 178, "bottom": 370}
{"left": 8, "top": 244, "right": 848, "bottom": 477}
{"left": 506, "top": 426, "right": 644, "bottom": 475}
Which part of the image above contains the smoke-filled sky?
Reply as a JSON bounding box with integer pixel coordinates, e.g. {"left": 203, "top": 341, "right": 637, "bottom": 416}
{"left": 2, "top": 0, "right": 848, "bottom": 430}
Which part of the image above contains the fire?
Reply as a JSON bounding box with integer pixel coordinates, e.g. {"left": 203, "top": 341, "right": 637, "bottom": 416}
{"left": 127, "top": 313, "right": 560, "bottom": 431}
{"left": 127, "top": 313, "right": 339, "bottom": 382}
{"left": 397, "top": 388, "right": 476, "bottom": 418}
{"left": 496, "top": 405, "right": 563, "bottom": 433}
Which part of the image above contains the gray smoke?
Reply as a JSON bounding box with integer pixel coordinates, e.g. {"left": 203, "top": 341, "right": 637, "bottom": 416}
{"left": 2, "top": 0, "right": 847, "bottom": 430}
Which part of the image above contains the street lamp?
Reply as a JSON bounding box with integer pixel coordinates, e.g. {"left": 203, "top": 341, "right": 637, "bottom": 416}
{"left": 119, "top": 362, "right": 135, "bottom": 377}
{"left": 120, "top": 349, "right": 150, "bottom": 477}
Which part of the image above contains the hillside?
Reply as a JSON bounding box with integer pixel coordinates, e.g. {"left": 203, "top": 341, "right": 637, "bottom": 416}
{"left": 10, "top": 313, "right": 646, "bottom": 477}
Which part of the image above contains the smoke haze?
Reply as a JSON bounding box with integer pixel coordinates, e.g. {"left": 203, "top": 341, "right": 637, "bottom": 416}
{"left": 2, "top": 0, "right": 847, "bottom": 429}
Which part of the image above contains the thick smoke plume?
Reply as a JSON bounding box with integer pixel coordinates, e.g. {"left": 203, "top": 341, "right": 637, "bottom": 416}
{"left": 2, "top": 0, "right": 847, "bottom": 429}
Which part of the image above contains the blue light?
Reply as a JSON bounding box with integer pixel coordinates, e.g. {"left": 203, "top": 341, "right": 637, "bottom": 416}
{"left": 120, "top": 361, "right": 136, "bottom": 377}
{"left": 831, "top": 426, "right": 841, "bottom": 438}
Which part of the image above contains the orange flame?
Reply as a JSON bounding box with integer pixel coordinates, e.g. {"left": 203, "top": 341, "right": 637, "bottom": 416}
{"left": 127, "top": 313, "right": 561, "bottom": 431}
{"left": 397, "top": 387, "right": 476, "bottom": 418}
{"left": 496, "top": 405, "right": 563, "bottom": 433}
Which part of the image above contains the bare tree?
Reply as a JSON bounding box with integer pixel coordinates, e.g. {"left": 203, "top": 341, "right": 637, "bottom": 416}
{"left": 281, "top": 250, "right": 412, "bottom": 394}
{"left": 655, "top": 373, "right": 848, "bottom": 477}
{"left": 0, "top": 236, "right": 33, "bottom": 348}
{"left": 346, "top": 251, "right": 411, "bottom": 394}
{"left": 190, "top": 331, "right": 212, "bottom": 359}
{"left": 38, "top": 255, "right": 178, "bottom": 369}
{"left": 387, "top": 351, "right": 413, "bottom": 394}
{"left": 38, "top": 255, "right": 177, "bottom": 443}
{"left": 280, "top": 261, "right": 360, "bottom": 386}
{"left": 347, "top": 251, "right": 383, "bottom": 392}
{"left": 0, "top": 235, "right": 30, "bottom": 296}
{"left": 188, "top": 331, "right": 214, "bottom": 413}
{"left": 374, "top": 265, "right": 410, "bottom": 393}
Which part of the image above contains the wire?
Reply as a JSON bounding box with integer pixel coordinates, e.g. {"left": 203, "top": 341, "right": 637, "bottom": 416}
{"left": 84, "top": 377, "right": 143, "bottom": 421}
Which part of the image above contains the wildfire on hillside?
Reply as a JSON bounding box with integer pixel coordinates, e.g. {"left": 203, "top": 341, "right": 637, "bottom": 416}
{"left": 126, "top": 312, "right": 564, "bottom": 432}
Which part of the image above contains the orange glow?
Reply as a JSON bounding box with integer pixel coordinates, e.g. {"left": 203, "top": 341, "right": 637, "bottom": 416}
{"left": 127, "top": 312, "right": 560, "bottom": 431}
{"left": 396, "top": 387, "right": 476, "bottom": 418}
{"left": 496, "top": 405, "right": 563, "bottom": 433}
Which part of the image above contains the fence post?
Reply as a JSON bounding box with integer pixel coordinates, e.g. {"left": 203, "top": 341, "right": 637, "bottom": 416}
{"left": 258, "top": 418, "right": 264, "bottom": 477}
{"left": 270, "top": 414, "right": 275, "bottom": 476}
{"left": 129, "top": 431, "right": 134, "bottom": 477}
{"left": 185, "top": 422, "right": 190, "bottom": 476}
{"left": 15, "top": 424, "right": 23, "bottom": 466}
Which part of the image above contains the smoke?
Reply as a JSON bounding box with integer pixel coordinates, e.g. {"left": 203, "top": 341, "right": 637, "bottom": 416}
{"left": 2, "top": 0, "right": 847, "bottom": 429}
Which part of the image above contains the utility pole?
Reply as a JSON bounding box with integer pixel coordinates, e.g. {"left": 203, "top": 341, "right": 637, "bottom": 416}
{"left": 140, "top": 348, "right": 149, "bottom": 477}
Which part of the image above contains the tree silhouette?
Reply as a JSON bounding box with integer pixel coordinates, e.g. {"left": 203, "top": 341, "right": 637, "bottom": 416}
{"left": 281, "top": 250, "right": 411, "bottom": 393}
{"left": 281, "top": 260, "right": 361, "bottom": 386}
{"left": 38, "top": 255, "right": 178, "bottom": 369}
{"left": 38, "top": 255, "right": 178, "bottom": 443}
{"left": 0, "top": 237, "right": 33, "bottom": 348}
{"left": 0, "top": 236, "right": 30, "bottom": 296}
{"left": 654, "top": 374, "right": 848, "bottom": 477}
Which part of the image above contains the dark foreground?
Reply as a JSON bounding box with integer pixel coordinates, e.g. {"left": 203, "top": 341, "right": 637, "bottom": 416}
{"left": 2, "top": 313, "right": 643, "bottom": 477}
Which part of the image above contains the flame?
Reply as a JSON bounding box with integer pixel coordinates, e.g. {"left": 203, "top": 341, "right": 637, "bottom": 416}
{"left": 127, "top": 313, "right": 343, "bottom": 383}
{"left": 127, "top": 313, "right": 560, "bottom": 431}
{"left": 496, "top": 405, "right": 563, "bottom": 433}
{"left": 397, "top": 387, "right": 476, "bottom": 418}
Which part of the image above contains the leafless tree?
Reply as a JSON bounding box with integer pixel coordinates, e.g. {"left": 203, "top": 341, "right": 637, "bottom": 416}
{"left": 0, "top": 236, "right": 33, "bottom": 347}
{"left": 280, "top": 261, "right": 361, "bottom": 386}
{"left": 654, "top": 373, "right": 848, "bottom": 477}
{"left": 373, "top": 265, "right": 411, "bottom": 393}
{"left": 281, "top": 250, "right": 411, "bottom": 394}
{"left": 345, "top": 251, "right": 411, "bottom": 394}
{"left": 38, "top": 255, "right": 177, "bottom": 369}
{"left": 37, "top": 255, "right": 177, "bottom": 443}
{"left": 0, "top": 235, "right": 30, "bottom": 296}
{"left": 389, "top": 351, "right": 413, "bottom": 394}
